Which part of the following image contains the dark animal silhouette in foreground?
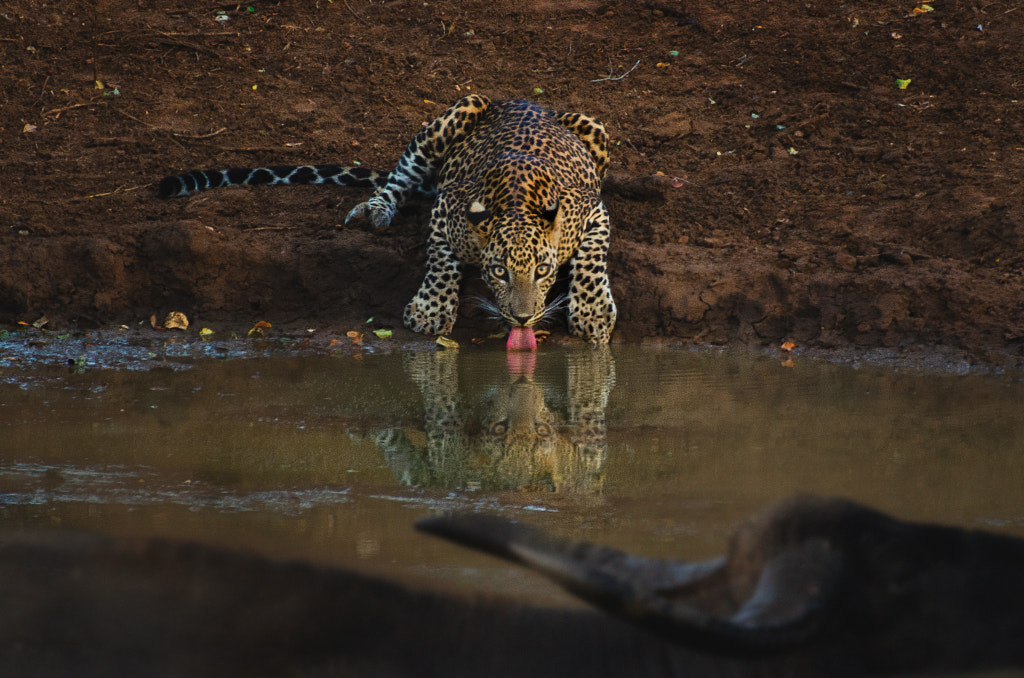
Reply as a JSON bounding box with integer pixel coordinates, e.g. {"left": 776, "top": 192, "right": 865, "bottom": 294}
{"left": 2, "top": 495, "right": 1024, "bottom": 677}
{"left": 422, "top": 494, "right": 1024, "bottom": 674}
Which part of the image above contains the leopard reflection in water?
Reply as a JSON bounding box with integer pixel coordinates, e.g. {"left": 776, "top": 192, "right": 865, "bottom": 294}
{"left": 370, "top": 348, "right": 614, "bottom": 493}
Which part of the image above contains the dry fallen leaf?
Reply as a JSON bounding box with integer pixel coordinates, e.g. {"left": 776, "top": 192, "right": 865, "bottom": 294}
{"left": 781, "top": 341, "right": 796, "bottom": 352}
{"left": 436, "top": 336, "right": 459, "bottom": 349}
{"left": 247, "top": 320, "right": 272, "bottom": 337}
{"left": 164, "top": 312, "right": 189, "bottom": 330}
{"left": 347, "top": 330, "right": 364, "bottom": 345}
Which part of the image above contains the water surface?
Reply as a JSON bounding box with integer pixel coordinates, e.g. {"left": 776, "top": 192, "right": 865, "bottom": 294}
{"left": 2, "top": 342, "right": 1023, "bottom": 603}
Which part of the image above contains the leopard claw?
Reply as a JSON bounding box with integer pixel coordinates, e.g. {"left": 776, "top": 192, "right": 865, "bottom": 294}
{"left": 344, "top": 203, "right": 366, "bottom": 225}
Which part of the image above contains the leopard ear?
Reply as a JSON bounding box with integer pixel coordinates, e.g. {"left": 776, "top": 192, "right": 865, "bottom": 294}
{"left": 467, "top": 200, "right": 491, "bottom": 228}
{"left": 541, "top": 194, "right": 559, "bottom": 223}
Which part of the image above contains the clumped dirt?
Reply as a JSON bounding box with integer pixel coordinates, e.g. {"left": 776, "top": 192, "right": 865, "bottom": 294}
{"left": 2, "top": 0, "right": 1022, "bottom": 365}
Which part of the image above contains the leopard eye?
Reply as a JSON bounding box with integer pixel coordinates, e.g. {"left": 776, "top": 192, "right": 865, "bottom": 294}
{"left": 536, "top": 263, "right": 552, "bottom": 278}
{"left": 490, "top": 421, "right": 508, "bottom": 435}
{"left": 490, "top": 264, "right": 507, "bottom": 280}
{"left": 535, "top": 422, "right": 553, "bottom": 437}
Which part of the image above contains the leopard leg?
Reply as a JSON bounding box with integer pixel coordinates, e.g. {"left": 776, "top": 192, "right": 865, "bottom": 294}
{"left": 555, "top": 111, "right": 611, "bottom": 182}
{"left": 565, "top": 345, "right": 615, "bottom": 487}
{"left": 404, "top": 217, "right": 464, "bottom": 337}
{"left": 567, "top": 202, "right": 617, "bottom": 345}
{"left": 346, "top": 94, "right": 492, "bottom": 228}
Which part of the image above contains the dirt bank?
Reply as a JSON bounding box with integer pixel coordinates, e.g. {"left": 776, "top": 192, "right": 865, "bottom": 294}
{"left": 2, "top": 0, "right": 1022, "bottom": 365}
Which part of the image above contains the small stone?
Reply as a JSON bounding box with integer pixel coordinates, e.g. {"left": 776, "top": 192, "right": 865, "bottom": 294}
{"left": 835, "top": 251, "right": 857, "bottom": 271}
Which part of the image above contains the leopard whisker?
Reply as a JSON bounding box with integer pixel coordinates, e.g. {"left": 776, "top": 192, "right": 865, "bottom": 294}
{"left": 469, "top": 293, "right": 569, "bottom": 329}
{"left": 545, "top": 293, "right": 570, "bottom": 312}
{"left": 468, "top": 295, "right": 513, "bottom": 323}
{"left": 536, "top": 294, "right": 569, "bottom": 327}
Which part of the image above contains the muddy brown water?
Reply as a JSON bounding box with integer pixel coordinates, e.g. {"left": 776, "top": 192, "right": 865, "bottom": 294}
{"left": 2, "top": 340, "right": 1024, "bottom": 609}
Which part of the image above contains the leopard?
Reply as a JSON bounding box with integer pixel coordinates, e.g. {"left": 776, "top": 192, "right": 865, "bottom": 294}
{"left": 159, "top": 95, "right": 617, "bottom": 344}
{"left": 366, "top": 348, "right": 614, "bottom": 493}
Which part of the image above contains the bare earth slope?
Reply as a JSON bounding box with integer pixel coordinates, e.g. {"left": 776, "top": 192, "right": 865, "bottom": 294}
{"left": 2, "top": 0, "right": 1022, "bottom": 364}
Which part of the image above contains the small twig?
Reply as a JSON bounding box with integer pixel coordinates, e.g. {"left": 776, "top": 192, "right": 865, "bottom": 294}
{"left": 210, "top": 145, "right": 303, "bottom": 153}
{"left": 591, "top": 60, "right": 640, "bottom": 83}
{"left": 152, "top": 31, "right": 237, "bottom": 37}
{"left": 32, "top": 75, "right": 52, "bottom": 110}
{"left": 42, "top": 101, "right": 101, "bottom": 118}
{"left": 153, "top": 31, "right": 220, "bottom": 56}
{"left": 70, "top": 184, "right": 150, "bottom": 201}
{"left": 110, "top": 107, "right": 226, "bottom": 139}
{"left": 342, "top": 0, "right": 369, "bottom": 25}
{"left": 173, "top": 126, "right": 227, "bottom": 140}
{"left": 110, "top": 107, "right": 149, "bottom": 126}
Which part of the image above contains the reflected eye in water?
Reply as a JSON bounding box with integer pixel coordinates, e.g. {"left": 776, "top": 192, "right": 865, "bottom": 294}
{"left": 489, "top": 421, "right": 509, "bottom": 435}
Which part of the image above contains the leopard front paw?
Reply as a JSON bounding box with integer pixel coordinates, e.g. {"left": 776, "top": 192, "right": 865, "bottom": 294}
{"left": 345, "top": 195, "right": 396, "bottom": 228}
{"left": 569, "top": 295, "right": 617, "bottom": 345}
{"left": 404, "top": 294, "right": 457, "bottom": 337}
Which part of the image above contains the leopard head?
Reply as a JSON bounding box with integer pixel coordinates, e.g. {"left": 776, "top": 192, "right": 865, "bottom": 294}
{"left": 468, "top": 159, "right": 565, "bottom": 328}
{"left": 479, "top": 376, "right": 560, "bottom": 491}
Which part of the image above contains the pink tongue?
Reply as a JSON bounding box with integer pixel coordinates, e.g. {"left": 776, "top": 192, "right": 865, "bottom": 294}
{"left": 506, "top": 326, "right": 537, "bottom": 352}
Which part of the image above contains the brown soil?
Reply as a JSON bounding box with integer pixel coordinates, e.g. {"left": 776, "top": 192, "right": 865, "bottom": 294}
{"left": 2, "top": 0, "right": 1023, "bottom": 365}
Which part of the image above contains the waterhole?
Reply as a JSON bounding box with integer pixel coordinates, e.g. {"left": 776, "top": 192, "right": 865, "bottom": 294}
{"left": 2, "top": 340, "right": 1023, "bottom": 603}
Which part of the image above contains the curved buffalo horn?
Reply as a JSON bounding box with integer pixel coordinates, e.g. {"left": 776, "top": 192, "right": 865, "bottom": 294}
{"left": 416, "top": 510, "right": 844, "bottom": 657}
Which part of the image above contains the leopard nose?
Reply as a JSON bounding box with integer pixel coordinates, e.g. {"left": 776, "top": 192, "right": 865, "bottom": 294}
{"left": 514, "top": 314, "right": 532, "bottom": 326}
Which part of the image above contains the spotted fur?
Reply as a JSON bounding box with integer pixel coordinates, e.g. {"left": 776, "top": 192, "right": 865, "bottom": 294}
{"left": 160, "top": 95, "right": 617, "bottom": 344}
{"left": 370, "top": 349, "right": 612, "bottom": 492}
{"left": 348, "top": 95, "right": 617, "bottom": 344}
{"left": 158, "top": 164, "right": 391, "bottom": 198}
